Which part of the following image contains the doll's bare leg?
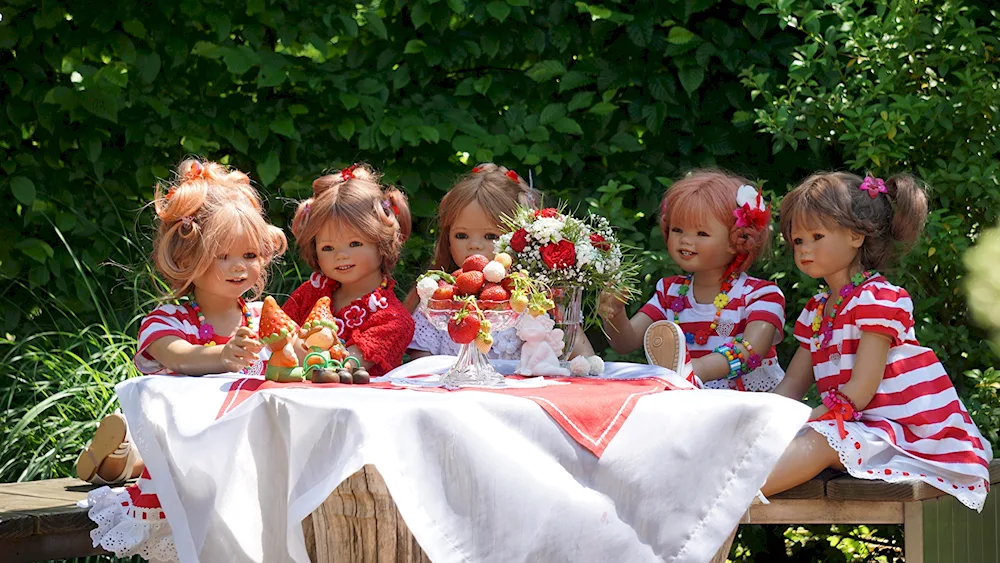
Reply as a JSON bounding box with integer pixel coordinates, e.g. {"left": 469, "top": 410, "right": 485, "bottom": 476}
{"left": 760, "top": 428, "right": 843, "bottom": 497}
{"left": 97, "top": 449, "right": 145, "bottom": 482}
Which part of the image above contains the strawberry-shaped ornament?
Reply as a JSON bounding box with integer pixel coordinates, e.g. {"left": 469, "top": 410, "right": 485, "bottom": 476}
{"left": 259, "top": 296, "right": 304, "bottom": 382}
{"left": 299, "top": 297, "right": 352, "bottom": 382}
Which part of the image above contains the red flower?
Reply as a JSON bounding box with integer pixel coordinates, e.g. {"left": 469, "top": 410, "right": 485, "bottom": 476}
{"left": 589, "top": 233, "right": 611, "bottom": 251}
{"left": 510, "top": 228, "right": 529, "bottom": 253}
{"left": 540, "top": 240, "right": 577, "bottom": 270}
{"left": 534, "top": 208, "right": 560, "bottom": 219}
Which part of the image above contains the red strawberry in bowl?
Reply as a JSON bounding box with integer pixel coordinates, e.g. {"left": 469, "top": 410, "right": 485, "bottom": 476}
{"left": 479, "top": 283, "right": 509, "bottom": 302}
{"left": 462, "top": 254, "right": 489, "bottom": 272}
{"left": 447, "top": 308, "right": 481, "bottom": 344}
{"left": 456, "top": 271, "right": 485, "bottom": 295}
{"left": 432, "top": 284, "right": 455, "bottom": 301}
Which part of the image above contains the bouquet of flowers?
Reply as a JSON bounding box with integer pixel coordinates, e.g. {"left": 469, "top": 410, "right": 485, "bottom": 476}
{"left": 496, "top": 206, "right": 638, "bottom": 300}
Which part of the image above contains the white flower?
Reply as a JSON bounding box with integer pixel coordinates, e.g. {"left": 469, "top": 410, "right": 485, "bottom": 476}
{"left": 483, "top": 261, "right": 506, "bottom": 283}
{"left": 737, "top": 184, "right": 765, "bottom": 210}
{"left": 575, "top": 241, "right": 599, "bottom": 267}
{"left": 526, "top": 217, "right": 565, "bottom": 244}
{"left": 416, "top": 277, "right": 439, "bottom": 300}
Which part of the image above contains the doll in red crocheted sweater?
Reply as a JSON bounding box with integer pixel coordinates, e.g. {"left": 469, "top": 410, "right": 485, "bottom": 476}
{"left": 283, "top": 164, "right": 414, "bottom": 377}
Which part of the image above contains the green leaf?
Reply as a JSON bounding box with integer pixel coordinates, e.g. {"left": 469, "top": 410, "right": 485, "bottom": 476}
{"left": 226, "top": 129, "right": 250, "bottom": 154}
{"left": 539, "top": 103, "right": 567, "bottom": 125}
{"left": 447, "top": 0, "right": 466, "bottom": 13}
{"left": 123, "top": 20, "right": 147, "bottom": 38}
{"left": 588, "top": 101, "right": 617, "bottom": 115}
{"left": 610, "top": 132, "right": 643, "bottom": 151}
{"left": 526, "top": 60, "right": 567, "bottom": 82}
{"left": 418, "top": 126, "right": 440, "bottom": 143}
{"left": 558, "top": 70, "right": 592, "bottom": 92}
{"left": 404, "top": 40, "right": 427, "bottom": 54}
{"left": 85, "top": 136, "right": 102, "bottom": 163}
{"left": 366, "top": 12, "right": 388, "bottom": 40}
{"left": 81, "top": 86, "right": 119, "bottom": 123}
{"left": 338, "top": 119, "right": 356, "bottom": 140}
{"left": 678, "top": 66, "right": 705, "bottom": 94}
{"left": 552, "top": 117, "right": 583, "bottom": 135}
{"left": 257, "top": 152, "right": 280, "bottom": 186}
{"left": 16, "top": 238, "right": 54, "bottom": 264}
{"left": 568, "top": 92, "right": 595, "bottom": 112}
{"left": 269, "top": 116, "right": 301, "bottom": 141}
{"left": 135, "top": 52, "right": 161, "bottom": 84}
{"left": 222, "top": 47, "right": 255, "bottom": 74}
{"left": 486, "top": 1, "right": 511, "bottom": 21}
{"left": 473, "top": 75, "right": 493, "bottom": 95}
{"left": 667, "top": 26, "right": 696, "bottom": 45}
{"left": 340, "top": 93, "right": 360, "bottom": 110}
{"left": 11, "top": 177, "right": 36, "bottom": 206}
{"left": 411, "top": 2, "right": 429, "bottom": 29}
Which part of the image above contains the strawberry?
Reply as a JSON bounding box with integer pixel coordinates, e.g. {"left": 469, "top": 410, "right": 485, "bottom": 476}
{"left": 447, "top": 309, "right": 481, "bottom": 344}
{"left": 452, "top": 268, "right": 464, "bottom": 278}
{"left": 462, "top": 254, "right": 490, "bottom": 272}
{"left": 480, "top": 283, "right": 509, "bottom": 302}
{"left": 474, "top": 332, "right": 494, "bottom": 354}
{"left": 455, "top": 270, "right": 485, "bottom": 295}
{"left": 493, "top": 252, "right": 513, "bottom": 269}
{"left": 500, "top": 276, "right": 516, "bottom": 293}
{"left": 510, "top": 292, "right": 529, "bottom": 313}
{"left": 432, "top": 284, "right": 455, "bottom": 301}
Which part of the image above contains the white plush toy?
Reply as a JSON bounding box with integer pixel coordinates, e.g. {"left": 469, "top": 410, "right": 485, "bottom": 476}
{"left": 515, "top": 313, "right": 570, "bottom": 377}
{"left": 569, "top": 354, "right": 606, "bottom": 377}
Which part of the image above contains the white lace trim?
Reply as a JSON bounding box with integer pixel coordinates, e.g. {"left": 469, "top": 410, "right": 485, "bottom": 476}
{"left": 409, "top": 311, "right": 522, "bottom": 360}
{"left": 88, "top": 486, "right": 179, "bottom": 562}
{"left": 807, "top": 420, "right": 988, "bottom": 512}
{"left": 702, "top": 359, "right": 784, "bottom": 392}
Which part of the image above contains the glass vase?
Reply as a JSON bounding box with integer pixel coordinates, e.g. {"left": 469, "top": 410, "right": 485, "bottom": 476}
{"left": 549, "top": 286, "right": 584, "bottom": 361}
{"left": 420, "top": 300, "right": 520, "bottom": 387}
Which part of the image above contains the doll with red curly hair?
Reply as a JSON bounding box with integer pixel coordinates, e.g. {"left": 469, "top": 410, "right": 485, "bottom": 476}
{"left": 600, "top": 169, "right": 786, "bottom": 391}
{"left": 283, "top": 164, "right": 415, "bottom": 377}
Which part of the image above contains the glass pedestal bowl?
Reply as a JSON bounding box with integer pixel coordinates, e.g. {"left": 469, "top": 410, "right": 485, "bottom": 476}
{"left": 420, "top": 299, "right": 520, "bottom": 387}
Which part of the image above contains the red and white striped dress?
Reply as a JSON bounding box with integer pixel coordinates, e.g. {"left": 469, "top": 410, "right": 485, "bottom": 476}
{"left": 639, "top": 273, "right": 786, "bottom": 391}
{"left": 794, "top": 276, "right": 993, "bottom": 511}
{"left": 88, "top": 301, "right": 265, "bottom": 561}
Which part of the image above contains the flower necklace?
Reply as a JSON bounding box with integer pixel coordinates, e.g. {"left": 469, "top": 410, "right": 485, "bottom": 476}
{"left": 190, "top": 297, "right": 253, "bottom": 346}
{"left": 672, "top": 271, "right": 739, "bottom": 345}
{"left": 812, "top": 270, "right": 878, "bottom": 348}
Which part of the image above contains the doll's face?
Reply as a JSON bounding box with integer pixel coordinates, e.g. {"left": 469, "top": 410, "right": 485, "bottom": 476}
{"left": 789, "top": 218, "right": 864, "bottom": 280}
{"left": 316, "top": 220, "right": 382, "bottom": 286}
{"left": 450, "top": 201, "right": 502, "bottom": 267}
{"left": 666, "top": 215, "right": 736, "bottom": 274}
{"left": 191, "top": 232, "right": 262, "bottom": 301}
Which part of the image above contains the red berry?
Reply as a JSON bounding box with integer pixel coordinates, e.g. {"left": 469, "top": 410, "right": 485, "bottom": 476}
{"left": 432, "top": 284, "right": 455, "bottom": 301}
{"left": 451, "top": 268, "right": 464, "bottom": 278}
{"left": 455, "top": 271, "right": 485, "bottom": 295}
{"left": 462, "top": 254, "right": 490, "bottom": 272}
{"left": 447, "top": 312, "right": 481, "bottom": 344}
{"left": 480, "top": 283, "right": 509, "bottom": 302}
{"left": 499, "top": 277, "right": 515, "bottom": 293}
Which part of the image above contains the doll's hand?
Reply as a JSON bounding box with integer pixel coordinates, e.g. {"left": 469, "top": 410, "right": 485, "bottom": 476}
{"left": 598, "top": 290, "right": 626, "bottom": 321}
{"left": 221, "top": 327, "right": 262, "bottom": 372}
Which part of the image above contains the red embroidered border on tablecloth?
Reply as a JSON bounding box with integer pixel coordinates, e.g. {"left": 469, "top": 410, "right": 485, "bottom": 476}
{"left": 216, "top": 375, "right": 683, "bottom": 457}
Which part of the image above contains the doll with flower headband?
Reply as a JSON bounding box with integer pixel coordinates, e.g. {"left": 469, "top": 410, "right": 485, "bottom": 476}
{"left": 405, "top": 163, "right": 596, "bottom": 360}
{"left": 599, "top": 169, "right": 786, "bottom": 391}
{"left": 761, "top": 172, "right": 992, "bottom": 511}
{"left": 282, "top": 164, "right": 415, "bottom": 377}
{"left": 82, "top": 158, "right": 287, "bottom": 560}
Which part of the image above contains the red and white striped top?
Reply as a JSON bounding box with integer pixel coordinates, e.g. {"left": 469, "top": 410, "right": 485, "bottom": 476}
{"left": 639, "top": 273, "right": 786, "bottom": 360}
{"left": 134, "top": 301, "right": 263, "bottom": 375}
{"left": 795, "top": 276, "right": 992, "bottom": 510}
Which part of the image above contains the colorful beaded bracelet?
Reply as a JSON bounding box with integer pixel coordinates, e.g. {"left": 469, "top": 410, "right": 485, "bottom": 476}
{"left": 821, "top": 389, "right": 862, "bottom": 421}
{"left": 712, "top": 341, "right": 746, "bottom": 381}
{"left": 733, "top": 336, "right": 763, "bottom": 372}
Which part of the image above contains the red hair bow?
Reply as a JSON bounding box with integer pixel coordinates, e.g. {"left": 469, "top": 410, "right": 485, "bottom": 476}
{"left": 505, "top": 170, "right": 520, "bottom": 183}
{"left": 341, "top": 165, "right": 358, "bottom": 181}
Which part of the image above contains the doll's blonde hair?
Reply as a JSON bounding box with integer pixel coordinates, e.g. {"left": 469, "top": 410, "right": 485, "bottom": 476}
{"left": 431, "top": 162, "right": 540, "bottom": 271}
{"left": 291, "top": 164, "right": 412, "bottom": 276}
{"left": 152, "top": 158, "right": 288, "bottom": 299}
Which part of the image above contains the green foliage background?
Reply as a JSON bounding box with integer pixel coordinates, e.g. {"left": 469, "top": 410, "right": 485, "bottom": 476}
{"left": 2, "top": 0, "right": 998, "bottom": 560}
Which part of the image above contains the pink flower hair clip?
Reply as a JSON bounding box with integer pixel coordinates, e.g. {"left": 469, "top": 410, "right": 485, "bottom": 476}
{"left": 733, "top": 185, "right": 771, "bottom": 230}
{"left": 860, "top": 176, "right": 887, "bottom": 199}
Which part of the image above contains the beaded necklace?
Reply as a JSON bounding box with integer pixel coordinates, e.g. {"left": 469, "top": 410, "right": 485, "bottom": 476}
{"left": 673, "top": 271, "right": 739, "bottom": 345}
{"left": 190, "top": 297, "right": 253, "bottom": 346}
{"left": 812, "top": 270, "right": 878, "bottom": 348}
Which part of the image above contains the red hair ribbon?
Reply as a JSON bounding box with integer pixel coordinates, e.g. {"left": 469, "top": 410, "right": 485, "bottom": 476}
{"left": 505, "top": 170, "right": 520, "bottom": 183}
{"left": 472, "top": 166, "right": 483, "bottom": 173}
{"left": 381, "top": 199, "right": 399, "bottom": 216}
{"left": 166, "top": 187, "right": 177, "bottom": 201}
{"left": 185, "top": 161, "right": 205, "bottom": 181}
{"left": 341, "top": 165, "right": 358, "bottom": 181}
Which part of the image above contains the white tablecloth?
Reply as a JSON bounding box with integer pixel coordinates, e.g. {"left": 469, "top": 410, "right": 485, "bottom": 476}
{"left": 117, "top": 357, "right": 809, "bottom": 563}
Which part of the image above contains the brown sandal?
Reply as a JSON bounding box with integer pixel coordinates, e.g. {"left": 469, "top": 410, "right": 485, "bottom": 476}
{"left": 76, "top": 413, "right": 136, "bottom": 485}
{"left": 643, "top": 320, "right": 686, "bottom": 375}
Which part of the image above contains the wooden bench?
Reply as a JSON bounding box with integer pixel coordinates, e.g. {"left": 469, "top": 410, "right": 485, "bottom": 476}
{"left": 3, "top": 460, "right": 998, "bottom": 562}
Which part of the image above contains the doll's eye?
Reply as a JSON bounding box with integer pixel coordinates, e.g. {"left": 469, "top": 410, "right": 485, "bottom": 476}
{"left": 813, "top": 233, "right": 825, "bottom": 241}
{"left": 670, "top": 227, "right": 682, "bottom": 234}
{"left": 697, "top": 231, "right": 709, "bottom": 237}
{"left": 485, "top": 233, "right": 500, "bottom": 240}
{"left": 243, "top": 252, "right": 258, "bottom": 260}
{"left": 350, "top": 241, "right": 363, "bottom": 247}
{"left": 792, "top": 238, "right": 803, "bottom": 245}
{"left": 454, "top": 232, "right": 468, "bottom": 240}
{"left": 321, "top": 245, "right": 334, "bottom": 252}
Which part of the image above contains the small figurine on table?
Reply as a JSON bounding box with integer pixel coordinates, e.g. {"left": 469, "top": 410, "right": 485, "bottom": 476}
{"left": 299, "top": 297, "right": 370, "bottom": 384}
{"left": 259, "top": 296, "right": 305, "bottom": 382}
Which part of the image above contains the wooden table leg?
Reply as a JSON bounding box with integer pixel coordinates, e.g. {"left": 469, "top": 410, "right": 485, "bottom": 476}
{"left": 709, "top": 525, "right": 738, "bottom": 563}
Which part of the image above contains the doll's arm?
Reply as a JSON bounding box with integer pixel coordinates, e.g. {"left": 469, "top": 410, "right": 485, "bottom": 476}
{"left": 772, "top": 346, "right": 814, "bottom": 400}
{"left": 602, "top": 307, "right": 654, "bottom": 355}
{"left": 569, "top": 331, "right": 596, "bottom": 359}
{"left": 408, "top": 349, "right": 433, "bottom": 359}
{"left": 145, "top": 332, "right": 260, "bottom": 376}
{"left": 810, "top": 332, "right": 891, "bottom": 419}
{"left": 692, "top": 320, "right": 777, "bottom": 382}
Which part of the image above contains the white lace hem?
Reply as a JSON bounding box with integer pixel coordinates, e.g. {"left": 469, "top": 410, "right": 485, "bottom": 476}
{"left": 807, "top": 420, "right": 989, "bottom": 512}
{"left": 702, "top": 360, "right": 784, "bottom": 392}
{"left": 88, "top": 486, "right": 179, "bottom": 562}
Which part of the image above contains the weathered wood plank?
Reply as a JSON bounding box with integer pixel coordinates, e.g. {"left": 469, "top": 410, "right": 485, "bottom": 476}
{"left": 938, "top": 493, "right": 955, "bottom": 563}
{"left": 744, "top": 499, "right": 904, "bottom": 525}
{"left": 903, "top": 502, "right": 924, "bottom": 563}
{"left": 770, "top": 470, "right": 838, "bottom": 500}
{"left": 3, "top": 529, "right": 106, "bottom": 563}
{"left": 826, "top": 475, "right": 946, "bottom": 502}
{"left": 923, "top": 497, "right": 939, "bottom": 563}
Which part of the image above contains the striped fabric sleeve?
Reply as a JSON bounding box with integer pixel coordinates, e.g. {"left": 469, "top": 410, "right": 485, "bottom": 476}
{"left": 134, "top": 304, "right": 192, "bottom": 375}
{"left": 743, "top": 280, "right": 786, "bottom": 342}
{"left": 793, "top": 297, "right": 818, "bottom": 349}
{"left": 637, "top": 278, "right": 669, "bottom": 322}
{"left": 851, "top": 285, "right": 914, "bottom": 346}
